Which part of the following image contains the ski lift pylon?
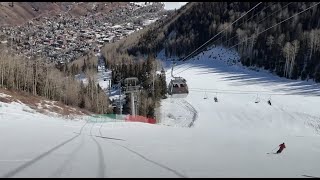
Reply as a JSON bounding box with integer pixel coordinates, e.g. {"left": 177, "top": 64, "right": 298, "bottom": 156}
{"left": 255, "top": 94, "right": 260, "bottom": 103}
{"left": 204, "top": 91, "right": 208, "bottom": 99}
{"left": 214, "top": 92, "right": 218, "bottom": 102}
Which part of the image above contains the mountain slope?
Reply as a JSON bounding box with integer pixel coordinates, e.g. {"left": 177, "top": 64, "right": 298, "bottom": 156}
{"left": 0, "top": 2, "right": 128, "bottom": 27}
{"left": 156, "top": 46, "right": 320, "bottom": 177}
{"left": 128, "top": 2, "right": 320, "bottom": 82}
{"left": 1, "top": 2, "right": 320, "bottom": 178}
{"left": 1, "top": 46, "right": 320, "bottom": 177}
{"left": 0, "top": 88, "right": 90, "bottom": 117}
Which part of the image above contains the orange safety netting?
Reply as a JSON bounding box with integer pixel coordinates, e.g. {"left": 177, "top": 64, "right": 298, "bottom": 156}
{"left": 125, "top": 115, "right": 156, "bottom": 124}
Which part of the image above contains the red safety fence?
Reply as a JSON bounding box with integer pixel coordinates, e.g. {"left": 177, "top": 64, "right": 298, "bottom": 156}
{"left": 125, "top": 115, "right": 156, "bottom": 124}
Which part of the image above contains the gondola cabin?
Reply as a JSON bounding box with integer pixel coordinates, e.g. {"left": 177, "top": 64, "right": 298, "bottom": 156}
{"left": 168, "top": 77, "right": 189, "bottom": 98}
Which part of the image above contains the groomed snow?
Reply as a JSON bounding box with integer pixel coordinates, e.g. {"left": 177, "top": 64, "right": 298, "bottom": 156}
{"left": 0, "top": 45, "right": 320, "bottom": 178}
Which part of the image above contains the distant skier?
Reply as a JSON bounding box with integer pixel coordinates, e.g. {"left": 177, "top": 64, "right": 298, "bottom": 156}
{"left": 268, "top": 99, "right": 272, "bottom": 106}
{"left": 276, "top": 142, "right": 286, "bottom": 154}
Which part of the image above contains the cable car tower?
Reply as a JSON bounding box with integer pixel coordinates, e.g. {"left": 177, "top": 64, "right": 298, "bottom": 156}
{"left": 124, "top": 77, "right": 140, "bottom": 116}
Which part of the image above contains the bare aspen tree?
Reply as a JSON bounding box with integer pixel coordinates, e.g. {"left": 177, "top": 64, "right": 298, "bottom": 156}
{"left": 14, "top": 55, "right": 21, "bottom": 90}
{"left": 315, "top": 29, "right": 320, "bottom": 53}
{"left": 266, "top": 35, "right": 274, "bottom": 50}
{"left": 236, "top": 28, "right": 245, "bottom": 54}
{"left": 289, "top": 40, "right": 300, "bottom": 78}
{"left": 7, "top": 54, "right": 14, "bottom": 89}
{"left": 248, "top": 33, "right": 257, "bottom": 61}
{"left": 0, "top": 52, "right": 5, "bottom": 87}
{"left": 277, "top": 34, "right": 285, "bottom": 47}
{"left": 309, "top": 30, "right": 316, "bottom": 61}
{"left": 23, "top": 58, "right": 29, "bottom": 92}
{"left": 85, "top": 68, "right": 96, "bottom": 107}
{"left": 283, "top": 42, "right": 292, "bottom": 78}
{"left": 43, "top": 64, "right": 50, "bottom": 99}
{"left": 32, "top": 58, "right": 40, "bottom": 95}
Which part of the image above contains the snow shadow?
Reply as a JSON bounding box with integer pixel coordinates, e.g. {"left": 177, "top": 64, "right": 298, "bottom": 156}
{"left": 196, "top": 60, "right": 320, "bottom": 96}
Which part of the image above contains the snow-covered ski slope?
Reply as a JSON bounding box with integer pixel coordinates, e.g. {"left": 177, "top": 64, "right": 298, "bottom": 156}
{"left": 156, "top": 46, "right": 320, "bottom": 177}
{"left": 157, "top": 46, "right": 320, "bottom": 132}
{"left": 0, "top": 46, "right": 320, "bottom": 178}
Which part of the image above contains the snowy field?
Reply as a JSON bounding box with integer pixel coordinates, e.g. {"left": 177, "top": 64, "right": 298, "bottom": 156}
{"left": 130, "top": 2, "right": 188, "bottom": 10}
{"left": 0, "top": 46, "right": 320, "bottom": 177}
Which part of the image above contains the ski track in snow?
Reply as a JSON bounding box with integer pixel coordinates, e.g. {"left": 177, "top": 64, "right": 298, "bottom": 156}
{"left": 49, "top": 134, "right": 86, "bottom": 178}
{"left": 89, "top": 123, "right": 107, "bottom": 178}
{"left": 97, "top": 122, "right": 188, "bottom": 178}
{"left": 1, "top": 122, "right": 88, "bottom": 178}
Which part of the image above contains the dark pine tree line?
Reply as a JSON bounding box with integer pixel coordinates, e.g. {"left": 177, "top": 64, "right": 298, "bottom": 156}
{"left": 127, "top": 2, "right": 320, "bottom": 82}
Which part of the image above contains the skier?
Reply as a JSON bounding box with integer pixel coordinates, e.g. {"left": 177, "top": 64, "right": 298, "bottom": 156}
{"left": 268, "top": 99, "right": 272, "bottom": 106}
{"left": 276, "top": 142, "right": 286, "bottom": 154}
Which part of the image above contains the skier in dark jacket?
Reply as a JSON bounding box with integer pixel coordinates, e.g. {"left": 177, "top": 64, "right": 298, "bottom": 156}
{"left": 276, "top": 142, "right": 286, "bottom": 154}
{"left": 268, "top": 99, "right": 272, "bottom": 105}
